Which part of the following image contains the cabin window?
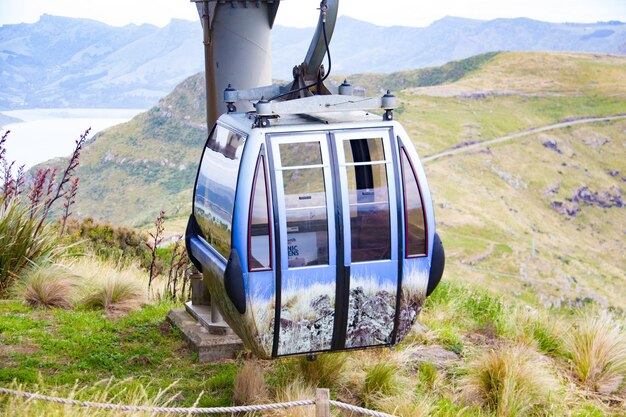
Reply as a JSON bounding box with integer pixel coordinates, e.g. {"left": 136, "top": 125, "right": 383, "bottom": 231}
{"left": 279, "top": 142, "right": 329, "bottom": 268}
{"left": 400, "top": 147, "right": 427, "bottom": 257}
{"left": 343, "top": 138, "right": 391, "bottom": 262}
{"left": 194, "top": 125, "right": 245, "bottom": 259}
{"left": 248, "top": 153, "right": 272, "bottom": 271}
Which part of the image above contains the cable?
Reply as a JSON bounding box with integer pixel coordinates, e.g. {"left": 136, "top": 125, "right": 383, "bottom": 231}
{"left": 267, "top": 2, "right": 332, "bottom": 102}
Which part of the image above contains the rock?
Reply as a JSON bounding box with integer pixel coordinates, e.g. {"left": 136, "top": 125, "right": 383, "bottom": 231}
{"left": 552, "top": 186, "right": 623, "bottom": 216}
{"left": 606, "top": 169, "right": 620, "bottom": 177}
{"left": 407, "top": 345, "right": 461, "bottom": 369}
{"left": 550, "top": 200, "right": 580, "bottom": 216}
{"left": 542, "top": 139, "right": 562, "bottom": 153}
{"left": 491, "top": 166, "right": 527, "bottom": 190}
{"left": 346, "top": 287, "right": 396, "bottom": 347}
{"left": 571, "top": 186, "right": 623, "bottom": 208}
{"left": 311, "top": 294, "right": 331, "bottom": 313}
{"left": 544, "top": 182, "right": 560, "bottom": 198}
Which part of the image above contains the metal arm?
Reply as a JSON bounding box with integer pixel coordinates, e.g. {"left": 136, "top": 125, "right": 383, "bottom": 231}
{"left": 302, "top": 0, "right": 339, "bottom": 83}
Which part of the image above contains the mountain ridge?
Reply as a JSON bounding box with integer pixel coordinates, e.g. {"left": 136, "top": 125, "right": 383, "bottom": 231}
{"left": 1, "top": 15, "right": 625, "bottom": 109}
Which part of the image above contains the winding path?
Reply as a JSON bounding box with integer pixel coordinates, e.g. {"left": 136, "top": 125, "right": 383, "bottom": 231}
{"left": 422, "top": 114, "right": 626, "bottom": 163}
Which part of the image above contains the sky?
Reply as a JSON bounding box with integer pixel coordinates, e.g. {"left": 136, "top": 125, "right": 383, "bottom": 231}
{"left": 1, "top": 0, "right": 625, "bottom": 28}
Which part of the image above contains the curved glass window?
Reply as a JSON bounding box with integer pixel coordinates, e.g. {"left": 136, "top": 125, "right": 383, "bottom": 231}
{"left": 400, "top": 147, "right": 427, "bottom": 257}
{"left": 279, "top": 141, "right": 329, "bottom": 268}
{"left": 194, "top": 125, "right": 245, "bottom": 258}
{"left": 343, "top": 137, "right": 391, "bottom": 262}
{"left": 248, "top": 153, "right": 272, "bottom": 271}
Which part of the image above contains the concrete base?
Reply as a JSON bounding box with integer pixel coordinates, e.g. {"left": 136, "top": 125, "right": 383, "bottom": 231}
{"left": 167, "top": 308, "right": 244, "bottom": 362}
{"left": 184, "top": 301, "right": 232, "bottom": 336}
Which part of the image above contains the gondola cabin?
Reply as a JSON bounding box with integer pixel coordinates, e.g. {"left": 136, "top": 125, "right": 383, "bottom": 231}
{"left": 186, "top": 95, "right": 444, "bottom": 359}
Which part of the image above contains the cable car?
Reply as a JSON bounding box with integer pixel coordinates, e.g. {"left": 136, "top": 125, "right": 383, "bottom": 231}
{"left": 185, "top": 0, "right": 443, "bottom": 359}
{"left": 186, "top": 92, "right": 444, "bottom": 358}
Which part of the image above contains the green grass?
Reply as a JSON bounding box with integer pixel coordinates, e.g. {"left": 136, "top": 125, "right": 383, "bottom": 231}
{"left": 0, "top": 302, "right": 237, "bottom": 407}
{"left": 334, "top": 51, "right": 501, "bottom": 94}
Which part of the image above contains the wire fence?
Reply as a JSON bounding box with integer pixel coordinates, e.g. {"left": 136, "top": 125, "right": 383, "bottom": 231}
{"left": 0, "top": 386, "right": 398, "bottom": 417}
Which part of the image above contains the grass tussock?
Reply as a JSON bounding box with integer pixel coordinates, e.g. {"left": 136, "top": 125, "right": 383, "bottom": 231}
{"left": 70, "top": 257, "right": 146, "bottom": 313}
{"left": 500, "top": 306, "right": 566, "bottom": 358}
{"left": 2, "top": 378, "right": 186, "bottom": 417}
{"left": 373, "top": 393, "right": 432, "bottom": 417}
{"left": 564, "top": 311, "right": 626, "bottom": 395}
{"left": 298, "top": 353, "right": 346, "bottom": 389}
{"left": 460, "top": 343, "right": 559, "bottom": 417}
{"left": 82, "top": 276, "right": 145, "bottom": 313}
{"left": 267, "top": 380, "right": 317, "bottom": 417}
{"left": 361, "top": 361, "right": 404, "bottom": 409}
{"left": 14, "top": 264, "right": 78, "bottom": 309}
{"left": 0, "top": 201, "right": 61, "bottom": 297}
{"left": 233, "top": 361, "right": 269, "bottom": 405}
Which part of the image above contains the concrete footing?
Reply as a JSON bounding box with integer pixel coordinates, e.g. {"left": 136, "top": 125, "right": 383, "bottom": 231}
{"left": 166, "top": 308, "right": 243, "bottom": 362}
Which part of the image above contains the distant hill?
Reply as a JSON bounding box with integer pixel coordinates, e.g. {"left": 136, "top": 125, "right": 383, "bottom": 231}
{"left": 0, "top": 15, "right": 202, "bottom": 109}
{"left": 1, "top": 15, "right": 625, "bottom": 109}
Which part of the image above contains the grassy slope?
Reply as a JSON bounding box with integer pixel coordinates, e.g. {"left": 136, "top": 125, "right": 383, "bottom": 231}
{"left": 390, "top": 52, "right": 626, "bottom": 309}
{"left": 0, "top": 301, "right": 237, "bottom": 408}
{"left": 53, "top": 73, "right": 208, "bottom": 227}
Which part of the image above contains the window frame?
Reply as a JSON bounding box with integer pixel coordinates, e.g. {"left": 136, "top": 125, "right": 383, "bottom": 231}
{"left": 247, "top": 151, "right": 273, "bottom": 272}
{"left": 399, "top": 146, "right": 428, "bottom": 258}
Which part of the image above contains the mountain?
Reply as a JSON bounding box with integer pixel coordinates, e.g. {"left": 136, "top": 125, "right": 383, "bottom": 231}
{"left": 0, "top": 15, "right": 203, "bottom": 109}
{"left": 1, "top": 15, "right": 625, "bottom": 109}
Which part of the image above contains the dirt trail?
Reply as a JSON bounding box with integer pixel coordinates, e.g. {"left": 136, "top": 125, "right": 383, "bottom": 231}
{"left": 423, "top": 114, "right": 626, "bottom": 163}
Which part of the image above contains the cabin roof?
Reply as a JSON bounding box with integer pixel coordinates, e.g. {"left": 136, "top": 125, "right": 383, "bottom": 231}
{"left": 220, "top": 110, "right": 385, "bottom": 134}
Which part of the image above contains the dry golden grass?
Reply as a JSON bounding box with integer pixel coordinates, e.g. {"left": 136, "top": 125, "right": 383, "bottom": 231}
{"left": 331, "top": 349, "right": 412, "bottom": 412}
{"left": 564, "top": 312, "right": 626, "bottom": 396}
{"left": 67, "top": 257, "right": 146, "bottom": 313}
{"left": 267, "top": 379, "right": 317, "bottom": 417}
{"left": 13, "top": 264, "right": 78, "bottom": 309}
{"left": 373, "top": 393, "right": 432, "bottom": 417}
{"left": 233, "top": 361, "right": 269, "bottom": 406}
{"left": 2, "top": 378, "right": 186, "bottom": 417}
{"left": 460, "top": 343, "right": 559, "bottom": 417}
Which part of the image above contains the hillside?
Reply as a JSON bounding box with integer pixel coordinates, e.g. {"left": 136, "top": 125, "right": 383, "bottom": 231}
{"left": 38, "top": 51, "right": 626, "bottom": 310}
{"left": 39, "top": 74, "right": 208, "bottom": 226}
{"left": 2, "top": 15, "right": 625, "bottom": 108}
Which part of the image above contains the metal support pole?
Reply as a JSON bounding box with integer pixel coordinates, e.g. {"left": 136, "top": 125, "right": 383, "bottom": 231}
{"left": 190, "top": 265, "right": 210, "bottom": 306}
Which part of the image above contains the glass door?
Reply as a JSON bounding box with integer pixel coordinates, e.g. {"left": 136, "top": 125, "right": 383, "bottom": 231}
{"left": 333, "top": 129, "right": 400, "bottom": 349}
{"left": 268, "top": 133, "right": 338, "bottom": 356}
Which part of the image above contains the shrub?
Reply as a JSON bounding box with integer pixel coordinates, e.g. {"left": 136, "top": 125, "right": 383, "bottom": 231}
{"left": 564, "top": 312, "right": 626, "bottom": 395}
{"left": 63, "top": 218, "right": 153, "bottom": 269}
{"left": 233, "top": 361, "right": 269, "bottom": 405}
{"left": 14, "top": 264, "right": 77, "bottom": 309}
{"left": 460, "top": 343, "right": 559, "bottom": 417}
{"left": 0, "top": 200, "right": 61, "bottom": 297}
